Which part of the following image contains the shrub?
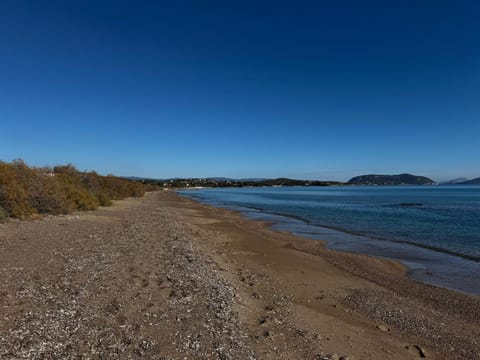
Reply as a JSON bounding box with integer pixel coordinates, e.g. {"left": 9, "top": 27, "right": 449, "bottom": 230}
{"left": 0, "top": 206, "right": 8, "bottom": 222}
{"left": 0, "top": 161, "right": 36, "bottom": 217}
{"left": 28, "top": 173, "right": 73, "bottom": 214}
{"left": 0, "top": 159, "right": 154, "bottom": 218}
{"left": 9, "top": 161, "right": 72, "bottom": 215}
{"left": 54, "top": 173, "right": 100, "bottom": 211}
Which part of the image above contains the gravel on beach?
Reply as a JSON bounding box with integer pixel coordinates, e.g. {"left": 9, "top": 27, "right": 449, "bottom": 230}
{"left": 0, "top": 191, "right": 478, "bottom": 359}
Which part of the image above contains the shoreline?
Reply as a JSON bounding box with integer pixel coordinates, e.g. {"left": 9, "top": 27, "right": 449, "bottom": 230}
{"left": 178, "top": 189, "right": 480, "bottom": 296}
{"left": 1, "top": 190, "right": 479, "bottom": 359}
{"left": 175, "top": 190, "right": 480, "bottom": 300}
{"left": 170, "top": 190, "right": 480, "bottom": 359}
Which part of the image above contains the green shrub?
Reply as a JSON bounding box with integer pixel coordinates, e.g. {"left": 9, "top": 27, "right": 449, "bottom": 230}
{"left": 0, "top": 206, "right": 8, "bottom": 222}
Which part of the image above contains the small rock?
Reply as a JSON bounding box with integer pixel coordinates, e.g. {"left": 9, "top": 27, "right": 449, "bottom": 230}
{"left": 414, "top": 345, "right": 427, "bottom": 358}
{"left": 258, "top": 316, "right": 267, "bottom": 325}
{"left": 376, "top": 325, "right": 389, "bottom": 332}
{"left": 296, "top": 329, "right": 306, "bottom": 337}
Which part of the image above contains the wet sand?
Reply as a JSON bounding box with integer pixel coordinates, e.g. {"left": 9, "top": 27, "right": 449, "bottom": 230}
{"left": 0, "top": 190, "right": 478, "bottom": 359}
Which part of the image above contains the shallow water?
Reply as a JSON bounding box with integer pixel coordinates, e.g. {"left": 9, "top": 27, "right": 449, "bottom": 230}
{"left": 178, "top": 185, "right": 480, "bottom": 296}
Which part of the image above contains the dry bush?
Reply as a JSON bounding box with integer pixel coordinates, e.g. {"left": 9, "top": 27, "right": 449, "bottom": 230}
{"left": 0, "top": 161, "right": 36, "bottom": 217}
{"left": 10, "top": 160, "right": 72, "bottom": 214}
{"left": 54, "top": 172, "right": 100, "bottom": 211}
{"left": 29, "top": 173, "right": 75, "bottom": 214}
{"left": 80, "top": 171, "right": 112, "bottom": 206}
{"left": 0, "top": 160, "right": 152, "bottom": 219}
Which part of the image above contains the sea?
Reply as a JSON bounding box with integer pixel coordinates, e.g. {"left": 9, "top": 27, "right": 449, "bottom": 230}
{"left": 178, "top": 185, "right": 480, "bottom": 296}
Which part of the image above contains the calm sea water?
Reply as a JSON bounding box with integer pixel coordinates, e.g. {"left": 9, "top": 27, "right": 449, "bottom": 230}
{"left": 178, "top": 186, "right": 480, "bottom": 296}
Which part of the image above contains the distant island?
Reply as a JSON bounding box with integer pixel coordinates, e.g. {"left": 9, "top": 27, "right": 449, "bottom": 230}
{"left": 458, "top": 177, "right": 480, "bottom": 185}
{"left": 437, "top": 177, "right": 480, "bottom": 185}
{"left": 347, "top": 173, "right": 435, "bottom": 186}
{"left": 438, "top": 178, "right": 470, "bottom": 185}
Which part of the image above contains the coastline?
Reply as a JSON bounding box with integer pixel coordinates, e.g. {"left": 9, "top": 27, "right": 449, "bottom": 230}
{"left": 171, "top": 190, "right": 480, "bottom": 359}
{"left": 178, "top": 187, "right": 480, "bottom": 296}
{"left": 1, "top": 190, "right": 478, "bottom": 359}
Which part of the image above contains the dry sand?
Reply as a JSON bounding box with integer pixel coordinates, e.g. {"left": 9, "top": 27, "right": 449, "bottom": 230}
{"left": 0, "top": 190, "right": 478, "bottom": 359}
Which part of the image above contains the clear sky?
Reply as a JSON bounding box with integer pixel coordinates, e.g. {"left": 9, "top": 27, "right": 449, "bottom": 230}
{"left": 1, "top": 1, "right": 478, "bottom": 181}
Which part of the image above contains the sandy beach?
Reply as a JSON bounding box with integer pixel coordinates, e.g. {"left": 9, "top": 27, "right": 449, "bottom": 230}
{"left": 0, "top": 190, "right": 478, "bottom": 359}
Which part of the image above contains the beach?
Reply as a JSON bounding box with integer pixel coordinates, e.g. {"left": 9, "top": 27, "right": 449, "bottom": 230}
{"left": 0, "top": 190, "right": 478, "bottom": 359}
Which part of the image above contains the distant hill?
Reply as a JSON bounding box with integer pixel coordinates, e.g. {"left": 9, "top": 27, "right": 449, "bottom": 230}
{"left": 459, "top": 177, "right": 480, "bottom": 185}
{"left": 206, "top": 177, "right": 233, "bottom": 181}
{"left": 237, "top": 178, "right": 268, "bottom": 182}
{"left": 347, "top": 173, "right": 435, "bottom": 186}
{"left": 438, "top": 178, "right": 469, "bottom": 185}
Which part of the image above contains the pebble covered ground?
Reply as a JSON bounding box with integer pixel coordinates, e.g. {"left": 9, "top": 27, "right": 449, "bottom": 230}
{"left": 0, "top": 191, "right": 478, "bottom": 359}
{"left": 0, "top": 193, "right": 340, "bottom": 359}
{"left": 0, "top": 197, "right": 253, "bottom": 358}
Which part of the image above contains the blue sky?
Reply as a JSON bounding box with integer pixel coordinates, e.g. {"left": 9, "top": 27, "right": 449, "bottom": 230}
{"left": 1, "top": 1, "right": 479, "bottom": 181}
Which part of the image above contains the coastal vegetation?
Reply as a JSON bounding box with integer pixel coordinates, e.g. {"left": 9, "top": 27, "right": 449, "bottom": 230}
{"left": 0, "top": 160, "right": 155, "bottom": 219}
